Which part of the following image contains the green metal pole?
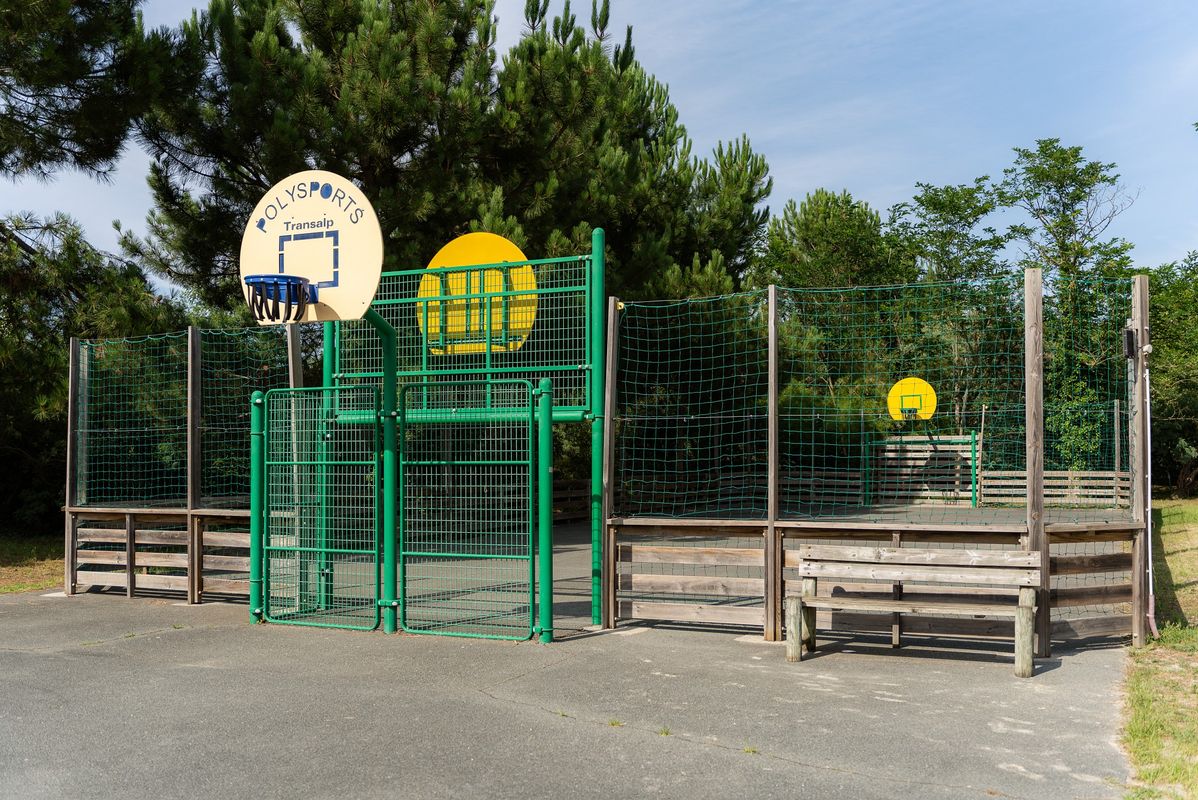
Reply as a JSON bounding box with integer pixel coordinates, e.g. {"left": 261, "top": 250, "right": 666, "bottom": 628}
{"left": 249, "top": 390, "right": 265, "bottom": 622}
{"left": 315, "top": 322, "right": 337, "bottom": 611}
{"left": 589, "top": 227, "right": 605, "bottom": 626}
{"left": 538, "top": 378, "right": 554, "bottom": 643}
{"left": 971, "top": 428, "right": 978, "bottom": 508}
{"left": 364, "top": 310, "right": 399, "bottom": 633}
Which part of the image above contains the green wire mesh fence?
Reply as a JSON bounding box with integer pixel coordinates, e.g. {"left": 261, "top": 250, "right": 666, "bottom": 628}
{"left": 199, "top": 328, "right": 291, "bottom": 507}
{"left": 399, "top": 380, "right": 536, "bottom": 640}
{"left": 77, "top": 333, "right": 189, "bottom": 506}
{"left": 74, "top": 327, "right": 291, "bottom": 510}
{"left": 613, "top": 275, "right": 1137, "bottom": 527}
{"left": 336, "top": 257, "right": 592, "bottom": 417}
{"left": 263, "top": 386, "right": 380, "bottom": 630}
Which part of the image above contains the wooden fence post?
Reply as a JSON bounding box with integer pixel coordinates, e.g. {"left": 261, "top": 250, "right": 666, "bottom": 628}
{"left": 1130, "top": 275, "right": 1150, "bottom": 646}
{"left": 1024, "top": 269, "right": 1049, "bottom": 657}
{"left": 64, "top": 337, "right": 81, "bottom": 595}
{"left": 765, "top": 285, "right": 780, "bottom": 641}
{"left": 601, "top": 297, "right": 620, "bottom": 629}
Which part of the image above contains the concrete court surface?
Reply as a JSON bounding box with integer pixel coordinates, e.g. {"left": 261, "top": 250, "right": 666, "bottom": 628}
{"left": 0, "top": 533, "right": 1130, "bottom": 800}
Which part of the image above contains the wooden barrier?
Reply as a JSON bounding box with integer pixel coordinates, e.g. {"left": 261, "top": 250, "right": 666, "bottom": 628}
{"left": 66, "top": 507, "right": 252, "bottom": 603}
{"left": 606, "top": 518, "right": 1141, "bottom": 647}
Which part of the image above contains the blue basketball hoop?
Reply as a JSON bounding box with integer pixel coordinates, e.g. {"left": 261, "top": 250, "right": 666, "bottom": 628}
{"left": 244, "top": 274, "right": 316, "bottom": 323}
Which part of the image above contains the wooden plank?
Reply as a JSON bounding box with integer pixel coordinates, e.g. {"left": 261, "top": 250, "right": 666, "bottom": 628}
{"left": 133, "top": 573, "right": 189, "bottom": 592}
{"left": 812, "top": 611, "right": 1016, "bottom": 638}
{"left": 796, "top": 561, "right": 1040, "bottom": 587}
{"left": 1051, "top": 583, "right": 1133, "bottom": 608}
{"left": 791, "top": 544, "right": 1039, "bottom": 568}
{"left": 199, "top": 577, "right": 250, "bottom": 594}
{"left": 787, "top": 582, "right": 1019, "bottom": 604}
{"left": 619, "top": 573, "right": 763, "bottom": 597}
{"left": 1049, "top": 553, "right": 1132, "bottom": 575}
{"left": 618, "top": 600, "right": 764, "bottom": 627}
{"left": 202, "top": 554, "right": 252, "bottom": 571}
{"left": 134, "top": 530, "right": 189, "bottom": 546}
{"left": 617, "top": 544, "right": 762, "bottom": 567}
{"left": 798, "top": 595, "right": 1020, "bottom": 617}
{"left": 775, "top": 519, "right": 1027, "bottom": 534}
{"left": 191, "top": 508, "right": 253, "bottom": 519}
{"left": 75, "top": 550, "right": 127, "bottom": 566}
{"left": 1025, "top": 267, "right": 1049, "bottom": 658}
{"left": 199, "top": 530, "right": 251, "bottom": 548}
{"left": 76, "top": 528, "right": 127, "bottom": 543}
{"left": 133, "top": 552, "right": 189, "bottom": 569}
{"left": 66, "top": 507, "right": 190, "bottom": 522}
{"left": 611, "top": 517, "right": 767, "bottom": 529}
{"left": 1051, "top": 615, "right": 1132, "bottom": 639}
{"left": 76, "top": 570, "right": 128, "bottom": 588}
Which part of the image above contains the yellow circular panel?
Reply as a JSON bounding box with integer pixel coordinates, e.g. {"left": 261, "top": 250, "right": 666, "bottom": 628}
{"left": 417, "top": 233, "right": 538, "bottom": 355}
{"left": 887, "top": 377, "right": 937, "bottom": 421}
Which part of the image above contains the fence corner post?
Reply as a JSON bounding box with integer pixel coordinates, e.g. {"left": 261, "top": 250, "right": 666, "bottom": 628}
{"left": 249, "top": 390, "right": 265, "bottom": 622}
{"left": 1024, "top": 268, "right": 1049, "bottom": 658}
{"left": 538, "top": 378, "right": 555, "bottom": 643}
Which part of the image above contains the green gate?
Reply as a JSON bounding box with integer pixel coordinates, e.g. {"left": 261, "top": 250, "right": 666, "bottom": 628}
{"left": 399, "top": 380, "right": 536, "bottom": 639}
{"left": 263, "top": 386, "right": 381, "bottom": 630}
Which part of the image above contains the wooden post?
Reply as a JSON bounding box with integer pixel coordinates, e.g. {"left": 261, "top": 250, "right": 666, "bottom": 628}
{"left": 977, "top": 404, "right": 986, "bottom": 504}
{"left": 1130, "top": 275, "right": 1150, "bottom": 646}
{"left": 600, "top": 297, "right": 620, "bottom": 629}
{"left": 785, "top": 595, "right": 801, "bottom": 662}
{"left": 285, "top": 324, "right": 304, "bottom": 388}
{"left": 1014, "top": 586, "right": 1035, "bottom": 678}
{"left": 125, "top": 513, "right": 136, "bottom": 598}
{"left": 64, "top": 337, "right": 81, "bottom": 594}
{"left": 1113, "top": 399, "right": 1121, "bottom": 506}
{"left": 765, "top": 286, "right": 780, "bottom": 641}
{"left": 800, "top": 577, "right": 817, "bottom": 653}
{"left": 186, "top": 326, "right": 201, "bottom": 603}
{"left": 1024, "top": 269, "right": 1049, "bottom": 657}
{"left": 891, "top": 531, "right": 903, "bottom": 648}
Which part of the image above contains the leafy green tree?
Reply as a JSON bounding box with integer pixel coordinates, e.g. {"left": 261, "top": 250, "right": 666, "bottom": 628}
{"left": 0, "top": 214, "right": 182, "bottom": 534}
{"left": 0, "top": 0, "right": 188, "bottom": 178}
{"left": 754, "top": 189, "right": 913, "bottom": 289}
{"left": 886, "top": 178, "right": 1011, "bottom": 281}
{"left": 120, "top": 0, "right": 771, "bottom": 306}
{"left": 996, "top": 138, "right": 1134, "bottom": 282}
{"left": 1147, "top": 253, "right": 1198, "bottom": 493}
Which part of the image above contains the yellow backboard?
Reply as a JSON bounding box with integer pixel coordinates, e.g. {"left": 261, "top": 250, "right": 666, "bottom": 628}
{"left": 416, "top": 233, "right": 538, "bottom": 355}
{"left": 887, "top": 377, "right": 937, "bottom": 421}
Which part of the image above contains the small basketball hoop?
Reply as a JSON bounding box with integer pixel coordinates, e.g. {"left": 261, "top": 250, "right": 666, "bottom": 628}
{"left": 244, "top": 274, "right": 316, "bottom": 323}
{"left": 901, "top": 407, "right": 919, "bottom": 421}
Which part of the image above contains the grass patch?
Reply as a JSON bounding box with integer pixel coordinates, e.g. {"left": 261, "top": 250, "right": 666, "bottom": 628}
{"left": 1122, "top": 498, "right": 1198, "bottom": 798}
{"left": 0, "top": 537, "right": 64, "bottom": 594}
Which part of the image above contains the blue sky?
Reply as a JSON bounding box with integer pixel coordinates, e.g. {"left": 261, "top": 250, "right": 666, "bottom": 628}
{"left": 7, "top": 0, "right": 1198, "bottom": 273}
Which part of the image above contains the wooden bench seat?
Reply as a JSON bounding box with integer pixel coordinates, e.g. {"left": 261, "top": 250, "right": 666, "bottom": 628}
{"left": 784, "top": 543, "right": 1040, "bottom": 678}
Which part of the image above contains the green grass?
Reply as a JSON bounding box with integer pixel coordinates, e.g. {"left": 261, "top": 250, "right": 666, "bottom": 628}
{"left": 1122, "top": 498, "right": 1198, "bottom": 799}
{"left": 0, "top": 536, "right": 64, "bottom": 594}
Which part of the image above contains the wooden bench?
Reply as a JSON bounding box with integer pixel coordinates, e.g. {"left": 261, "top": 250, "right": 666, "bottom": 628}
{"left": 784, "top": 544, "right": 1040, "bottom": 678}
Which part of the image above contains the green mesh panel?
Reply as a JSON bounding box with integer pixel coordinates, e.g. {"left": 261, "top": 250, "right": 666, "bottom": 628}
{"left": 336, "top": 256, "right": 591, "bottom": 415}
{"left": 76, "top": 333, "right": 188, "bottom": 507}
{"left": 399, "top": 380, "right": 535, "bottom": 640}
{"left": 199, "top": 327, "right": 291, "bottom": 508}
{"left": 263, "top": 386, "right": 380, "bottom": 630}
{"left": 614, "top": 276, "right": 1137, "bottom": 527}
